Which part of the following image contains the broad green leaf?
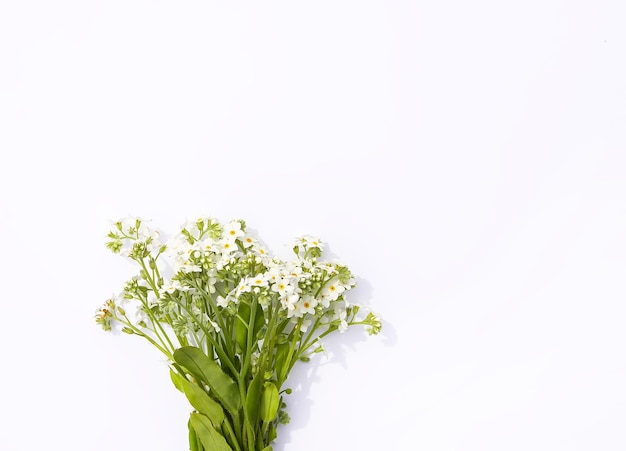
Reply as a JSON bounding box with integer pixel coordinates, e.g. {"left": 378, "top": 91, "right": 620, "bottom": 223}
{"left": 179, "top": 375, "right": 225, "bottom": 426}
{"left": 261, "top": 382, "right": 279, "bottom": 423}
{"left": 261, "top": 447, "right": 273, "bottom": 451}
{"left": 188, "top": 418, "right": 199, "bottom": 451}
{"left": 170, "top": 368, "right": 185, "bottom": 393}
{"left": 174, "top": 346, "right": 242, "bottom": 415}
{"left": 190, "top": 413, "right": 233, "bottom": 451}
{"left": 244, "top": 370, "right": 264, "bottom": 426}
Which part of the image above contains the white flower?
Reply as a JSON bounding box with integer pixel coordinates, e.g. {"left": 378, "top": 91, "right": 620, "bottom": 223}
{"left": 236, "top": 280, "right": 251, "bottom": 295}
{"left": 271, "top": 278, "right": 294, "bottom": 296}
{"left": 241, "top": 235, "right": 255, "bottom": 248}
{"left": 206, "top": 277, "right": 217, "bottom": 294}
{"left": 282, "top": 294, "right": 299, "bottom": 317}
{"left": 334, "top": 309, "right": 348, "bottom": 333}
{"left": 298, "top": 294, "right": 318, "bottom": 316}
{"left": 300, "top": 318, "right": 313, "bottom": 332}
{"left": 284, "top": 261, "right": 304, "bottom": 279}
{"left": 180, "top": 261, "right": 202, "bottom": 273}
{"left": 294, "top": 235, "right": 323, "bottom": 249}
{"left": 208, "top": 318, "right": 221, "bottom": 333}
{"left": 303, "top": 236, "right": 322, "bottom": 248}
{"left": 216, "top": 295, "right": 231, "bottom": 308}
{"left": 320, "top": 279, "right": 345, "bottom": 303}
{"left": 266, "top": 267, "right": 281, "bottom": 284}
{"left": 195, "top": 237, "right": 216, "bottom": 255}
{"left": 159, "top": 279, "right": 188, "bottom": 295}
{"left": 223, "top": 221, "right": 244, "bottom": 241}
{"left": 250, "top": 274, "right": 268, "bottom": 288}
{"left": 219, "top": 239, "right": 237, "bottom": 255}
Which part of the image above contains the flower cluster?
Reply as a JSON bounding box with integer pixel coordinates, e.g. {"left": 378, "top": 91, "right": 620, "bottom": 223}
{"left": 97, "top": 217, "right": 381, "bottom": 451}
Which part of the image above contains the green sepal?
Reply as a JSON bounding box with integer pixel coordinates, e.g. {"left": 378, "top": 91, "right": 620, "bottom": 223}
{"left": 174, "top": 346, "right": 242, "bottom": 415}
{"left": 260, "top": 382, "right": 279, "bottom": 423}
{"left": 190, "top": 413, "right": 233, "bottom": 451}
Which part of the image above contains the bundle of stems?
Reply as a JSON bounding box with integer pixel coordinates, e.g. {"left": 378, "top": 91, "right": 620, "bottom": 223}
{"left": 96, "top": 217, "right": 381, "bottom": 451}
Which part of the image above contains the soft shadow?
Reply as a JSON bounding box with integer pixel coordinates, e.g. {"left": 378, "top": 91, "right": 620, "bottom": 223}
{"left": 272, "top": 272, "right": 389, "bottom": 450}
{"left": 379, "top": 316, "right": 397, "bottom": 347}
{"left": 272, "top": 327, "right": 371, "bottom": 451}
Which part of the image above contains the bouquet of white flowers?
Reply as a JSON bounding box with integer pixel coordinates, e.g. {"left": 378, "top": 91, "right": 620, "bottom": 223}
{"left": 96, "top": 217, "right": 381, "bottom": 451}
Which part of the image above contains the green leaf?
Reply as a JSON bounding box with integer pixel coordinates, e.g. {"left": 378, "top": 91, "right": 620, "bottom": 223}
{"left": 174, "top": 346, "right": 242, "bottom": 415}
{"left": 235, "top": 299, "right": 265, "bottom": 352}
{"left": 261, "top": 447, "right": 273, "bottom": 451}
{"left": 260, "top": 382, "right": 279, "bottom": 423}
{"left": 234, "top": 302, "right": 250, "bottom": 352}
{"left": 170, "top": 368, "right": 185, "bottom": 393}
{"left": 244, "top": 370, "right": 264, "bottom": 426}
{"left": 179, "top": 375, "right": 225, "bottom": 426}
{"left": 188, "top": 418, "right": 199, "bottom": 451}
{"left": 190, "top": 413, "right": 233, "bottom": 451}
{"left": 267, "top": 422, "right": 277, "bottom": 443}
{"left": 274, "top": 342, "right": 290, "bottom": 383}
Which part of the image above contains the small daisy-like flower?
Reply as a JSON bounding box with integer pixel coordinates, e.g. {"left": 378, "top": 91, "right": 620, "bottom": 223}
{"left": 266, "top": 267, "right": 281, "bottom": 284}
{"left": 321, "top": 279, "right": 345, "bottom": 303}
{"left": 299, "top": 294, "right": 318, "bottom": 316}
{"left": 219, "top": 239, "right": 237, "bottom": 255}
{"left": 282, "top": 293, "right": 299, "bottom": 316}
{"left": 241, "top": 235, "right": 255, "bottom": 248}
{"left": 236, "top": 280, "right": 251, "bottom": 295}
{"left": 216, "top": 295, "right": 231, "bottom": 308}
{"left": 223, "top": 220, "right": 245, "bottom": 241}
{"left": 159, "top": 279, "right": 188, "bottom": 295}
{"left": 199, "top": 237, "right": 217, "bottom": 254}
{"left": 284, "top": 261, "right": 304, "bottom": 279}
{"left": 303, "top": 236, "right": 322, "bottom": 249}
{"left": 250, "top": 274, "right": 268, "bottom": 288}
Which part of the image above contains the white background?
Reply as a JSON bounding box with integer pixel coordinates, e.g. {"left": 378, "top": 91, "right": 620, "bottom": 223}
{"left": 1, "top": 1, "right": 625, "bottom": 450}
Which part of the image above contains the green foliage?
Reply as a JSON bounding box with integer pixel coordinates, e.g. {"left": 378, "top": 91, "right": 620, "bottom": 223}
{"left": 174, "top": 346, "right": 242, "bottom": 416}
{"left": 190, "top": 413, "right": 233, "bottom": 451}
{"left": 260, "top": 382, "right": 279, "bottom": 423}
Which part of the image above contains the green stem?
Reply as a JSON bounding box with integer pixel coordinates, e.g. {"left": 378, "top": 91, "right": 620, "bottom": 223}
{"left": 278, "top": 318, "right": 303, "bottom": 387}
{"left": 117, "top": 315, "right": 174, "bottom": 360}
{"left": 222, "top": 415, "right": 242, "bottom": 451}
{"left": 137, "top": 258, "right": 179, "bottom": 351}
{"left": 174, "top": 299, "right": 240, "bottom": 378}
{"left": 186, "top": 278, "right": 232, "bottom": 353}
